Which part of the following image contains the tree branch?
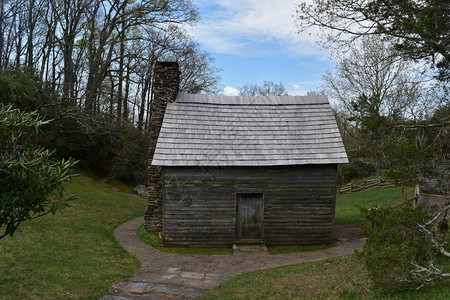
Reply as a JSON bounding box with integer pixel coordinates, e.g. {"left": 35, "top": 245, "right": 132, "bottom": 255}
{"left": 425, "top": 204, "right": 450, "bottom": 227}
{"left": 395, "top": 120, "right": 450, "bottom": 129}
{"left": 416, "top": 222, "right": 450, "bottom": 257}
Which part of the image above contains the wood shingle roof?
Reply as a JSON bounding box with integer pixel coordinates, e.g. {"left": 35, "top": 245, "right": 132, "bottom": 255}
{"left": 152, "top": 93, "right": 348, "bottom": 166}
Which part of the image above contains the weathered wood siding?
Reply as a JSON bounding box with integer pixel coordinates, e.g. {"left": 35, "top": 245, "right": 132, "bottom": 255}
{"left": 422, "top": 161, "right": 449, "bottom": 195}
{"left": 162, "top": 165, "right": 338, "bottom": 247}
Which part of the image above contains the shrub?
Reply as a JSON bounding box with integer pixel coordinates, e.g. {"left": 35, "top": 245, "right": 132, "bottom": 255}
{"left": 0, "top": 68, "right": 37, "bottom": 111}
{"left": 41, "top": 110, "right": 149, "bottom": 185}
{"left": 357, "top": 204, "right": 448, "bottom": 290}
{"left": 0, "top": 104, "right": 77, "bottom": 238}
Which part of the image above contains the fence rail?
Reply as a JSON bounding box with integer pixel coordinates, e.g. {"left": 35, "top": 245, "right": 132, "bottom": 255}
{"left": 339, "top": 178, "right": 396, "bottom": 194}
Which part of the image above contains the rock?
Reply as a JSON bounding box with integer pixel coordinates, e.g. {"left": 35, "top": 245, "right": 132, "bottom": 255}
{"left": 133, "top": 185, "right": 149, "bottom": 197}
{"left": 114, "top": 282, "right": 152, "bottom": 294}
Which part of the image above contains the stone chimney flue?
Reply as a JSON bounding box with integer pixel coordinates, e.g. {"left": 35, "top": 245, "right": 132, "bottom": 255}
{"left": 145, "top": 61, "right": 180, "bottom": 232}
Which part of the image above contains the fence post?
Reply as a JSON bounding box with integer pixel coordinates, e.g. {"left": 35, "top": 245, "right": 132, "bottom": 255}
{"left": 414, "top": 185, "right": 420, "bottom": 207}
{"left": 350, "top": 183, "right": 353, "bottom": 193}
{"left": 364, "top": 180, "right": 366, "bottom": 190}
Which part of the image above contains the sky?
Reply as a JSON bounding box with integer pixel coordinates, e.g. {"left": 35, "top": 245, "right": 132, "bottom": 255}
{"left": 187, "top": 0, "right": 335, "bottom": 96}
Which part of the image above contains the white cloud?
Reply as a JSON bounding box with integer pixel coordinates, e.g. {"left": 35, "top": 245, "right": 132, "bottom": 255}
{"left": 220, "top": 86, "right": 241, "bottom": 96}
{"left": 290, "top": 83, "right": 308, "bottom": 96}
{"left": 289, "top": 80, "right": 323, "bottom": 95}
{"left": 191, "top": 0, "right": 325, "bottom": 57}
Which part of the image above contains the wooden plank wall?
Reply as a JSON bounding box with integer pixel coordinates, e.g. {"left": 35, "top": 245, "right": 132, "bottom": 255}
{"left": 162, "top": 165, "right": 337, "bottom": 247}
{"left": 422, "top": 161, "right": 450, "bottom": 195}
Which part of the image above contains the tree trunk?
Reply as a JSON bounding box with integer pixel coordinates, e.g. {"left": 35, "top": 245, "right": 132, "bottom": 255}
{"left": 16, "top": 14, "right": 22, "bottom": 66}
{"left": 26, "top": 0, "right": 35, "bottom": 68}
{"left": 116, "top": 11, "right": 126, "bottom": 122}
{"left": 144, "top": 81, "right": 152, "bottom": 132}
{"left": 62, "top": 44, "right": 76, "bottom": 105}
{"left": 0, "top": 0, "right": 4, "bottom": 68}
{"left": 138, "top": 76, "right": 149, "bottom": 130}
{"left": 109, "top": 75, "right": 114, "bottom": 117}
{"left": 123, "top": 61, "right": 130, "bottom": 121}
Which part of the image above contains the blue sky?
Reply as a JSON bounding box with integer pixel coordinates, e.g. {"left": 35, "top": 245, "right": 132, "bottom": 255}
{"left": 187, "top": 0, "right": 335, "bottom": 95}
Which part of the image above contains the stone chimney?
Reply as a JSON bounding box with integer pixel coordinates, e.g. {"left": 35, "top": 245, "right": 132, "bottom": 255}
{"left": 145, "top": 61, "right": 180, "bottom": 232}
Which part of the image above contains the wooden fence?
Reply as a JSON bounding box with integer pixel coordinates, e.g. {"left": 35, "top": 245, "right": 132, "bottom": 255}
{"left": 339, "top": 178, "right": 396, "bottom": 194}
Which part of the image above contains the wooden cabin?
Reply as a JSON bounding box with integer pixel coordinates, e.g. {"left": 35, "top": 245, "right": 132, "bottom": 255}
{"left": 417, "top": 158, "right": 449, "bottom": 213}
{"left": 144, "top": 62, "right": 348, "bottom": 247}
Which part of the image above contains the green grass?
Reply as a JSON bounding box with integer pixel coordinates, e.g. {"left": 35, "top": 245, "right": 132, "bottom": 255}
{"left": 136, "top": 225, "right": 233, "bottom": 255}
{"left": 267, "top": 244, "right": 337, "bottom": 255}
{"left": 105, "top": 179, "right": 135, "bottom": 194}
{"left": 1, "top": 179, "right": 440, "bottom": 299}
{"left": 200, "top": 255, "right": 450, "bottom": 300}
{"left": 136, "top": 226, "right": 336, "bottom": 255}
{"left": 0, "top": 174, "right": 147, "bottom": 300}
{"left": 201, "top": 186, "right": 450, "bottom": 299}
{"left": 136, "top": 225, "right": 162, "bottom": 248}
{"left": 335, "top": 186, "right": 415, "bottom": 225}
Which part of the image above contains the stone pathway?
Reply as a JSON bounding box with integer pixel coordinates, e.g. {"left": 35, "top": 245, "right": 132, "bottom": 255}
{"left": 99, "top": 217, "right": 365, "bottom": 300}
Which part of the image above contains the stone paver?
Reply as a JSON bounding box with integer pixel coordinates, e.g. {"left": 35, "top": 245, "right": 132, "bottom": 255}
{"left": 100, "top": 217, "right": 364, "bottom": 299}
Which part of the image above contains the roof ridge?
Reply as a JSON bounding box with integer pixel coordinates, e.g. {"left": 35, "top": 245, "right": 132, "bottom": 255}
{"left": 176, "top": 93, "right": 329, "bottom": 105}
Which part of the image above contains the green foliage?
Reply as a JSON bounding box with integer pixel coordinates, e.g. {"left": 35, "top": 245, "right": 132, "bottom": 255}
{"left": 342, "top": 158, "right": 376, "bottom": 183}
{"left": 334, "top": 110, "right": 376, "bottom": 183}
{"left": 374, "top": 0, "right": 450, "bottom": 82}
{"left": 296, "top": 0, "right": 450, "bottom": 82}
{"left": 0, "top": 68, "right": 37, "bottom": 111}
{"left": 357, "top": 204, "right": 446, "bottom": 290}
{"left": 41, "top": 111, "right": 149, "bottom": 185}
{"left": 351, "top": 94, "right": 393, "bottom": 176}
{"left": 110, "top": 125, "right": 150, "bottom": 184}
{"left": 0, "top": 104, "right": 77, "bottom": 239}
{"left": 383, "top": 107, "right": 449, "bottom": 184}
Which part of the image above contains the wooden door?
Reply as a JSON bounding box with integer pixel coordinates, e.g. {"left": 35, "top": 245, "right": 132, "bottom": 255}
{"left": 236, "top": 193, "right": 263, "bottom": 242}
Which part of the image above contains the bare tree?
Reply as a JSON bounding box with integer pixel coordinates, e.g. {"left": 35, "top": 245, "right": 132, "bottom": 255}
{"left": 177, "top": 41, "right": 221, "bottom": 94}
{"left": 83, "top": 0, "right": 199, "bottom": 111}
{"left": 50, "top": 0, "right": 90, "bottom": 105}
{"left": 239, "top": 81, "right": 288, "bottom": 96}
{"left": 324, "top": 37, "right": 432, "bottom": 177}
{"left": 0, "top": 0, "right": 220, "bottom": 133}
{"left": 295, "top": 0, "right": 450, "bottom": 81}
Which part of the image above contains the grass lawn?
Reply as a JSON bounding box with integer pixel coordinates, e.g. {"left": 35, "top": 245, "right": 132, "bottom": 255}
{"left": 201, "top": 186, "right": 450, "bottom": 299}
{"left": 335, "top": 186, "right": 415, "bottom": 225}
{"left": 2, "top": 179, "right": 446, "bottom": 299}
{"left": 0, "top": 174, "right": 147, "bottom": 300}
{"left": 200, "top": 255, "right": 450, "bottom": 300}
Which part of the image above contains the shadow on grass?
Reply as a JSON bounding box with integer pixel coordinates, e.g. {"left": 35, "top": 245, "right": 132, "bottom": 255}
{"left": 136, "top": 226, "right": 339, "bottom": 256}
{"left": 136, "top": 225, "right": 233, "bottom": 255}
{"left": 267, "top": 244, "right": 338, "bottom": 255}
